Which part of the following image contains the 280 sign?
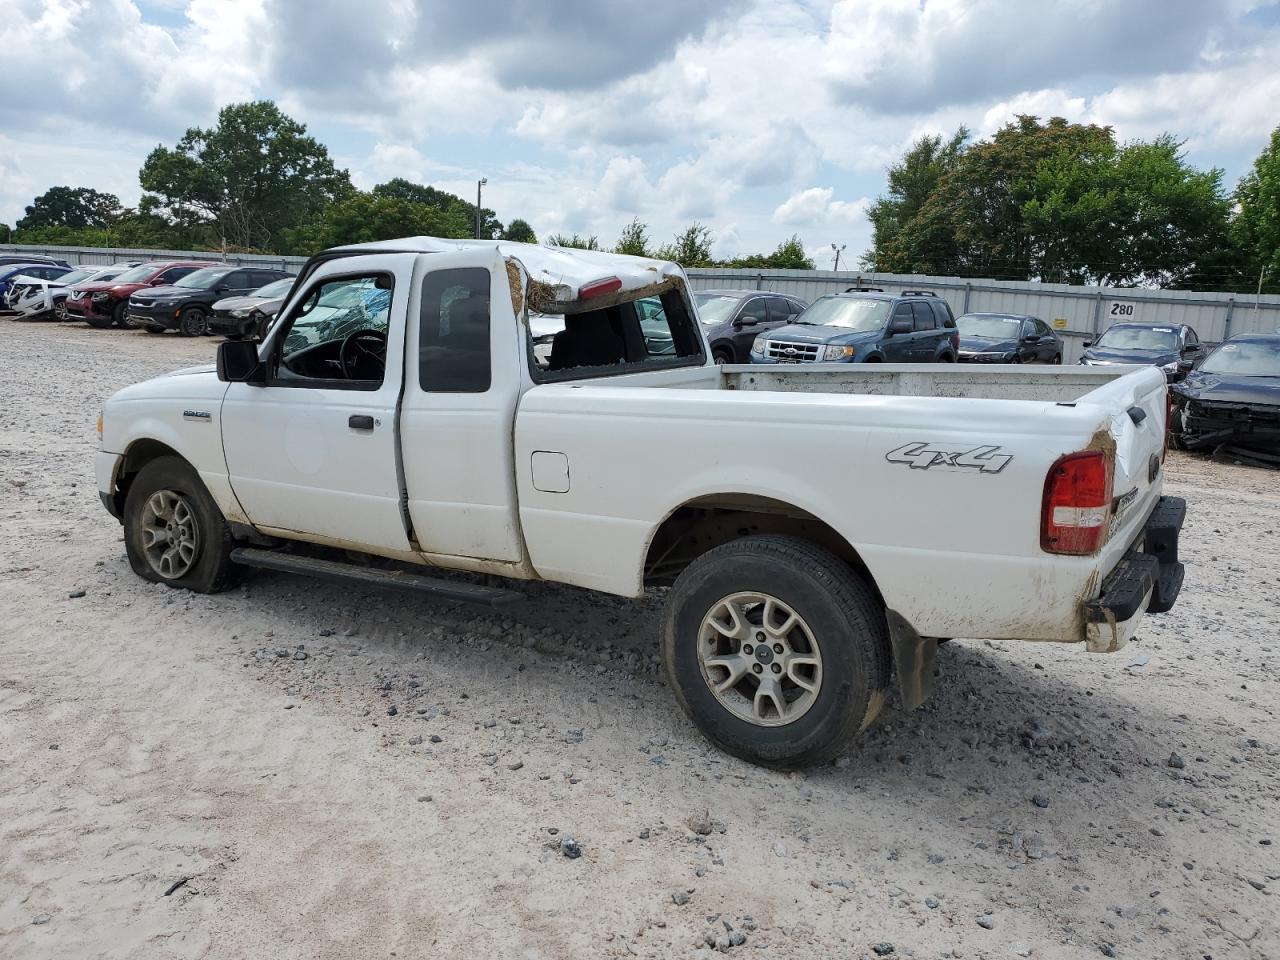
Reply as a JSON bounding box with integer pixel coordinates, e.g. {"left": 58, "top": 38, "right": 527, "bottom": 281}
{"left": 1108, "top": 302, "right": 1137, "bottom": 318}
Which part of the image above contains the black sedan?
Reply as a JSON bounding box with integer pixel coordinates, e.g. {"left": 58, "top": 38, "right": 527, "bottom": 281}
{"left": 209, "top": 276, "right": 296, "bottom": 339}
{"left": 1171, "top": 333, "right": 1280, "bottom": 457}
{"left": 694, "top": 288, "right": 808, "bottom": 363}
{"left": 1079, "top": 322, "right": 1206, "bottom": 381}
{"left": 127, "top": 265, "right": 293, "bottom": 336}
{"left": 956, "top": 312, "right": 1062, "bottom": 363}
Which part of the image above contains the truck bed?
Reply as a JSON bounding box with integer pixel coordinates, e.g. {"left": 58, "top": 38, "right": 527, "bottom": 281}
{"left": 719, "top": 362, "right": 1145, "bottom": 404}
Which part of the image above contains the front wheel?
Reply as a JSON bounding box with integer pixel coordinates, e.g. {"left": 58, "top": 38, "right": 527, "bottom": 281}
{"left": 1052, "top": 353, "right": 1062, "bottom": 365}
{"left": 123, "top": 456, "right": 235, "bottom": 593}
{"left": 663, "top": 535, "right": 892, "bottom": 768}
{"left": 179, "top": 306, "right": 208, "bottom": 337}
{"left": 112, "top": 300, "right": 130, "bottom": 328}
{"left": 54, "top": 300, "right": 69, "bottom": 322}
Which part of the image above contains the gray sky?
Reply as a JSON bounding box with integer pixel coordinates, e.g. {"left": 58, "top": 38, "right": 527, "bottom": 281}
{"left": 4, "top": 0, "right": 1279, "bottom": 263}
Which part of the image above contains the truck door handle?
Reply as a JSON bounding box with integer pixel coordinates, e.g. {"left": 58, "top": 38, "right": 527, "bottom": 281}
{"left": 348, "top": 415, "right": 375, "bottom": 431}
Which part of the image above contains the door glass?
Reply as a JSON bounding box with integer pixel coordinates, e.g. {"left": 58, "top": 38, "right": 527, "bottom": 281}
{"left": 278, "top": 274, "right": 393, "bottom": 383}
{"left": 911, "top": 302, "right": 936, "bottom": 331}
{"left": 740, "top": 298, "right": 767, "bottom": 323}
{"left": 766, "top": 297, "right": 792, "bottom": 324}
{"left": 419, "top": 268, "right": 491, "bottom": 393}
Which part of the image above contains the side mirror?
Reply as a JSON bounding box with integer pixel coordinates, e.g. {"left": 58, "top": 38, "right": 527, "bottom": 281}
{"left": 735, "top": 316, "right": 759, "bottom": 328}
{"left": 217, "top": 340, "right": 265, "bottom": 384}
{"left": 1082, "top": 340, "right": 1092, "bottom": 348}
{"left": 1177, "top": 359, "right": 1195, "bottom": 373}
{"left": 890, "top": 318, "right": 913, "bottom": 334}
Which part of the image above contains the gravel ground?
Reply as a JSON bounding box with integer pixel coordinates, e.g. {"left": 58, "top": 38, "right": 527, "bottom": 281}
{"left": 1, "top": 320, "right": 1277, "bottom": 960}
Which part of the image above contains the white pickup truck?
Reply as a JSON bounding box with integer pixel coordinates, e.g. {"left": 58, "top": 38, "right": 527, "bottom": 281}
{"left": 96, "top": 237, "right": 1185, "bottom": 767}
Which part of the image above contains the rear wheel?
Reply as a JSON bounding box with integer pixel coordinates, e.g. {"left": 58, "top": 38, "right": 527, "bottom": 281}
{"left": 1052, "top": 353, "right": 1063, "bottom": 365}
{"left": 713, "top": 349, "right": 732, "bottom": 365}
{"left": 179, "top": 306, "right": 208, "bottom": 337}
{"left": 123, "top": 456, "right": 235, "bottom": 593}
{"left": 663, "top": 535, "right": 891, "bottom": 768}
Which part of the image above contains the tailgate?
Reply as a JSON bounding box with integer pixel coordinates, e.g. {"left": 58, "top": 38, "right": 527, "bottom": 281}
{"left": 1082, "top": 366, "right": 1169, "bottom": 540}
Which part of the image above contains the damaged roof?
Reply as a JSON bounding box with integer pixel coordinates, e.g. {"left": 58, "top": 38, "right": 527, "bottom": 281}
{"left": 324, "top": 236, "right": 686, "bottom": 312}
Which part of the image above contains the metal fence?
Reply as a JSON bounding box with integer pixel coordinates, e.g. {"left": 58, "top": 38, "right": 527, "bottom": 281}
{"left": 687, "top": 268, "right": 1280, "bottom": 363}
{"left": 0, "top": 242, "right": 307, "bottom": 273}
{"left": 7, "top": 243, "right": 1279, "bottom": 364}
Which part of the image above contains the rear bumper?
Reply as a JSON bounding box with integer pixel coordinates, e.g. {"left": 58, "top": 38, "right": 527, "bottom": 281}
{"left": 1084, "top": 496, "right": 1185, "bottom": 652}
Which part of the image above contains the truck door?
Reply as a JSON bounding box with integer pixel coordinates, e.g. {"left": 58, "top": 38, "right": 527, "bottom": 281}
{"left": 220, "top": 253, "right": 417, "bottom": 554}
{"left": 883, "top": 303, "right": 914, "bottom": 361}
{"left": 399, "top": 248, "right": 524, "bottom": 563}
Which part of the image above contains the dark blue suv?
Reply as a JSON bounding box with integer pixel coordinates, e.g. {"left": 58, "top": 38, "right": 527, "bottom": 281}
{"left": 749, "top": 289, "right": 958, "bottom": 364}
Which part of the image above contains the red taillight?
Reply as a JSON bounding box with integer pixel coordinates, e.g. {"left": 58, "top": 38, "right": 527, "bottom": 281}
{"left": 579, "top": 276, "right": 622, "bottom": 299}
{"left": 1041, "top": 450, "right": 1114, "bottom": 555}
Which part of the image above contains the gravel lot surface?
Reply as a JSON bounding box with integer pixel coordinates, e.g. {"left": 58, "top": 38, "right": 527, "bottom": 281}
{"left": 1, "top": 320, "right": 1277, "bottom": 960}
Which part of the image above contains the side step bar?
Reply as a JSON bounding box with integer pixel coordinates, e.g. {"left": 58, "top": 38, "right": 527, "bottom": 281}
{"left": 229, "top": 547, "right": 524, "bottom": 608}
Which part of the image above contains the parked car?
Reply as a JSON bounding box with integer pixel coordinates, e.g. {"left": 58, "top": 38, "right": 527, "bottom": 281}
{"left": 0, "top": 254, "right": 71, "bottom": 269}
{"left": 1171, "top": 333, "right": 1280, "bottom": 455}
{"left": 128, "top": 265, "right": 294, "bottom": 336}
{"left": 8, "top": 263, "right": 140, "bottom": 320}
{"left": 209, "top": 275, "right": 297, "bottom": 339}
{"left": 750, "top": 289, "right": 958, "bottom": 364}
{"left": 957, "top": 312, "right": 1063, "bottom": 364}
{"left": 1079, "top": 322, "right": 1205, "bottom": 381}
{"left": 71, "top": 260, "right": 213, "bottom": 328}
{"left": 693, "top": 289, "right": 808, "bottom": 363}
{"left": 0, "top": 263, "right": 73, "bottom": 307}
{"left": 95, "top": 236, "right": 1183, "bottom": 769}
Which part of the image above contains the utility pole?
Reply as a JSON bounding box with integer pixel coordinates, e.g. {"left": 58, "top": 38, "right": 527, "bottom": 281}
{"left": 1255, "top": 265, "right": 1269, "bottom": 313}
{"left": 831, "top": 242, "right": 846, "bottom": 271}
{"left": 476, "top": 178, "right": 488, "bottom": 239}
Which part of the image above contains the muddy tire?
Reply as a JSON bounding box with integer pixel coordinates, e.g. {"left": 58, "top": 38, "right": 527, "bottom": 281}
{"left": 112, "top": 300, "right": 130, "bottom": 328}
{"left": 123, "top": 456, "right": 235, "bottom": 593}
{"left": 662, "top": 535, "right": 891, "bottom": 769}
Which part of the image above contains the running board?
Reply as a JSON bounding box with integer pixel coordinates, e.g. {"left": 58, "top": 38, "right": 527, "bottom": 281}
{"left": 229, "top": 547, "right": 524, "bottom": 608}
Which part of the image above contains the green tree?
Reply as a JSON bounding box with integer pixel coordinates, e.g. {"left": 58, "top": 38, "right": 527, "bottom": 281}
{"left": 614, "top": 217, "right": 651, "bottom": 257}
{"left": 862, "top": 128, "right": 967, "bottom": 270}
{"left": 372, "top": 178, "right": 502, "bottom": 239}
{"left": 1232, "top": 124, "right": 1280, "bottom": 292}
{"left": 0, "top": 223, "right": 10, "bottom": 244}
{"left": 16, "top": 186, "right": 123, "bottom": 231}
{"left": 658, "top": 222, "right": 713, "bottom": 267}
{"left": 502, "top": 218, "right": 537, "bottom": 243}
{"left": 721, "top": 235, "right": 816, "bottom": 269}
{"left": 140, "top": 100, "right": 352, "bottom": 252}
{"left": 284, "top": 191, "right": 472, "bottom": 254}
{"left": 546, "top": 232, "right": 600, "bottom": 250}
{"left": 871, "top": 116, "right": 1232, "bottom": 286}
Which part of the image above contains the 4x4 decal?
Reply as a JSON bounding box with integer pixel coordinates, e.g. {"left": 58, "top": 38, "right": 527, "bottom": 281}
{"left": 886, "top": 442, "right": 1012, "bottom": 473}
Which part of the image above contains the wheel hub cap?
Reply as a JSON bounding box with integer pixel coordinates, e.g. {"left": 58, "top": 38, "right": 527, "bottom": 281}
{"left": 138, "top": 489, "right": 201, "bottom": 580}
{"left": 697, "top": 592, "right": 823, "bottom": 727}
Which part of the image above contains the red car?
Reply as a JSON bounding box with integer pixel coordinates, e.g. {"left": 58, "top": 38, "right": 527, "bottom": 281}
{"left": 69, "top": 260, "right": 214, "bottom": 328}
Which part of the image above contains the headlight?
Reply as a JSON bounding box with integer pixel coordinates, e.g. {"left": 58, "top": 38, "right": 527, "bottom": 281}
{"left": 751, "top": 337, "right": 766, "bottom": 356}
{"left": 1160, "top": 361, "right": 1179, "bottom": 374}
{"left": 231, "top": 307, "right": 250, "bottom": 318}
{"left": 823, "top": 344, "right": 855, "bottom": 360}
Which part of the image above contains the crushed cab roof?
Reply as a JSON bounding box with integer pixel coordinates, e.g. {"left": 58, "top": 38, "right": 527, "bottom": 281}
{"left": 324, "top": 236, "right": 687, "bottom": 313}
